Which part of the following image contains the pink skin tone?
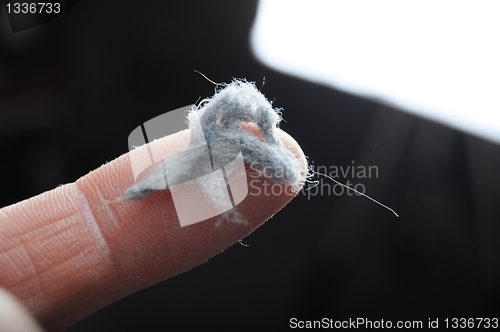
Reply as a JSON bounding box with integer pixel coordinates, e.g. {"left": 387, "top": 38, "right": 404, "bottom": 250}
{"left": 0, "top": 126, "right": 306, "bottom": 332}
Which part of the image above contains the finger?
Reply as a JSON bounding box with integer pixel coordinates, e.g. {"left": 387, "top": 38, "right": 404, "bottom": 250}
{"left": 0, "top": 287, "right": 44, "bottom": 332}
{"left": 0, "top": 128, "right": 306, "bottom": 331}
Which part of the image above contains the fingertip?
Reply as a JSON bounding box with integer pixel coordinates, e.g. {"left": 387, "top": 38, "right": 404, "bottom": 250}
{"left": 235, "top": 128, "right": 307, "bottom": 231}
{"left": 275, "top": 128, "right": 308, "bottom": 189}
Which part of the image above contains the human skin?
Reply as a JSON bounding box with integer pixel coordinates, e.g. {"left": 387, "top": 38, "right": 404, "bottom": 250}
{"left": 0, "top": 126, "right": 306, "bottom": 332}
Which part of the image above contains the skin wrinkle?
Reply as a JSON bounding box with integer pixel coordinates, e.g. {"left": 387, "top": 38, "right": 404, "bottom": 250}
{"left": 96, "top": 191, "right": 121, "bottom": 231}
{"left": 0, "top": 209, "right": 46, "bottom": 309}
{"left": 24, "top": 216, "right": 93, "bottom": 274}
{"left": 5, "top": 220, "right": 86, "bottom": 306}
{"left": 36, "top": 253, "right": 89, "bottom": 287}
{"left": 1, "top": 193, "right": 79, "bottom": 250}
{"left": 4, "top": 243, "right": 42, "bottom": 297}
{"left": 74, "top": 160, "right": 186, "bottom": 292}
{"left": 1, "top": 249, "right": 32, "bottom": 289}
{"left": 0, "top": 204, "right": 45, "bottom": 240}
{"left": 0, "top": 184, "right": 124, "bottom": 324}
{"left": 5, "top": 215, "right": 78, "bottom": 256}
{"left": 13, "top": 245, "right": 47, "bottom": 318}
{"left": 70, "top": 185, "right": 112, "bottom": 259}
{"left": 0, "top": 209, "right": 21, "bottom": 255}
{"left": 72, "top": 182, "right": 128, "bottom": 292}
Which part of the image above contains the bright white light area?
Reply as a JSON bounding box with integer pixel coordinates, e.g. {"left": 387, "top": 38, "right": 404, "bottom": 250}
{"left": 251, "top": 0, "right": 500, "bottom": 145}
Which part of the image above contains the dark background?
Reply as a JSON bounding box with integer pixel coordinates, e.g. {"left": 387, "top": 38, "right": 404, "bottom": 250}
{"left": 1, "top": 1, "right": 498, "bottom": 331}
